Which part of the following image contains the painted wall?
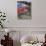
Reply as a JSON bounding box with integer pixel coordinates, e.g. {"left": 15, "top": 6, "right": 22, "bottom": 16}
{"left": 0, "top": 0, "right": 46, "bottom": 27}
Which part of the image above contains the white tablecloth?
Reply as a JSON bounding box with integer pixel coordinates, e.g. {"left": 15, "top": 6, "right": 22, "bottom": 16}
{"left": 21, "top": 43, "right": 43, "bottom": 46}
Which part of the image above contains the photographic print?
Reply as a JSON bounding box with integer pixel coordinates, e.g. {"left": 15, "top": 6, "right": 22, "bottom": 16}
{"left": 17, "top": 0, "right": 32, "bottom": 19}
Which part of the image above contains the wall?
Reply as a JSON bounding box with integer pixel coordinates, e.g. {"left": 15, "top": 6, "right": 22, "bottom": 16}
{"left": 0, "top": 0, "right": 46, "bottom": 28}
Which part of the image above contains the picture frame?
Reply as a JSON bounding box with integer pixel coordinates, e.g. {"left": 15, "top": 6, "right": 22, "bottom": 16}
{"left": 17, "top": 0, "right": 32, "bottom": 19}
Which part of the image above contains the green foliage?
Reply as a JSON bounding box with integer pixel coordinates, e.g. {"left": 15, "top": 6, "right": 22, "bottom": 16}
{"left": 0, "top": 11, "right": 6, "bottom": 28}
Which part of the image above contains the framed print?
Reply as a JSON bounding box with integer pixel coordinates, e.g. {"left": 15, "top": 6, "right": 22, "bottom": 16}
{"left": 17, "top": 0, "right": 32, "bottom": 19}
